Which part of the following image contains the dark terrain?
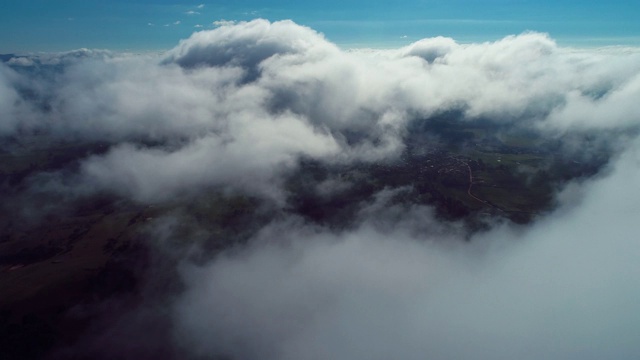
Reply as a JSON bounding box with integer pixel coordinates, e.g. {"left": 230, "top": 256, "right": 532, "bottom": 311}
{"left": 0, "top": 114, "right": 608, "bottom": 359}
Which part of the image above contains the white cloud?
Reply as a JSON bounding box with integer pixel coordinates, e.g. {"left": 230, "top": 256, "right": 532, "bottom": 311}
{"left": 7, "top": 57, "right": 35, "bottom": 66}
{"left": 185, "top": 10, "right": 200, "bottom": 15}
{"left": 212, "top": 19, "right": 236, "bottom": 27}
{"left": 1, "top": 19, "right": 639, "bottom": 202}
{"left": 4, "top": 19, "right": 640, "bottom": 359}
{"left": 79, "top": 110, "right": 339, "bottom": 202}
{"left": 197, "top": 4, "right": 205, "bottom": 9}
{"left": 401, "top": 36, "right": 459, "bottom": 63}
{"left": 174, "top": 139, "right": 640, "bottom": 360}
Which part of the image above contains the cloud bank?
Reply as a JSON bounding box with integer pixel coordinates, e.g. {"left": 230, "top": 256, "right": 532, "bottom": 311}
{"left": 174, "top": 144, "right": 640, "bottom": 360}
{"left": 2, "top": 19, "right": 640, "bottom": 359}
{"left": 3, "top": 19, "right": 640, "bottom": 202}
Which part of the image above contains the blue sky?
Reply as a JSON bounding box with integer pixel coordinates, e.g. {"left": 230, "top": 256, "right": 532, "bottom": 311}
{"left": 1, "top": 0, "right": 639, "bottom": 52}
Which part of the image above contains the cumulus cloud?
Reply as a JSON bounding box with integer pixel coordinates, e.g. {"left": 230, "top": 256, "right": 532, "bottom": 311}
{"left": 401, "top": 36, "right": 460, "bottom": 63}
{"left": 545, "top": 73, "right": 640, "bottom": 131}
{"left": 6, "top": 56, "right": 35, "bottom": 67}
{"left": 2, "top": 19, "right": 640, "bottom": 204}
{"left": 163, "top": 19, "right": 336, "bottom": 75}
{"left": 1, "top": 19, "right": 640, "bottom": 205}
{"left": 79, "top": 111, "right": 339, "bottom": 202}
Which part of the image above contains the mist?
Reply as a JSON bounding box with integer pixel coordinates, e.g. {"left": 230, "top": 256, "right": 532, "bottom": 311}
{"left": 173, "top": 144, "right": 640, "bottom": 360}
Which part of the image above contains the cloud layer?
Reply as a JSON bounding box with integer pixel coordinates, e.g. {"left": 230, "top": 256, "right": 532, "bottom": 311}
{"left": 3, "top": 20, "right": 640, "bottom": 202}
{"left": 3, "top": 19, "right": 640, "bottom": 359}
{"left": 173, "top": 144, "right": 640, "bottom": 360}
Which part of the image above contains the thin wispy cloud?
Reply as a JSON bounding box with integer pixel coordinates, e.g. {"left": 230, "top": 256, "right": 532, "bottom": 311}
{"left": 212, "top": 19, "right": 236, "bottom": 27}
